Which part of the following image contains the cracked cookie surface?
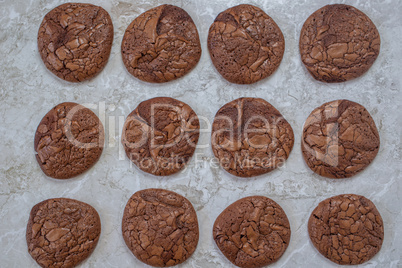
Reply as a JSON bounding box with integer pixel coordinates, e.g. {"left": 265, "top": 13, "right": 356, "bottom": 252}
{"left": 213, "top": 196, "right": 291, "bottom": 268}
{"left": 308, "top": 194, "right": 384, "bottom": 265}
{"left": 208, "top": 4, "right": 285, "bottom": 84}
{"left": 38, "top": 3, "right": 113, "bottom": 82}
{"left": 34, "top": 102, "right": 104, "bottom": 179}
{"left": 211, "top": 98, "right": 294, "bottom": 177}
{"left": 122, "top": 189, "right": 199, "bottom": 267}
{"left": 299, "top": 4, "right": 380, "bottom": 82}
{"left": 301, "top": 99, "right": 379, "bottom": 178}
{"left": 122, "top": 97, "right": 199, "bottom": 176}
{"left": 121, "top": 4, "right": 201, "bottom": 83}
{"left": 26, "top": 198, "right": 101, "bottom": 268}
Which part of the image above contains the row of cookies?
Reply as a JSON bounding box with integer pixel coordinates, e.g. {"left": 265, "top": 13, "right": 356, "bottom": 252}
{"left": 26, "top": 190, "right": 384, "bottom": 267}
{"left": 34, "top": 97, "right": 379, "bottom": 180}
{"left": 38, "top": 3, "right": 380, "bottom": 84}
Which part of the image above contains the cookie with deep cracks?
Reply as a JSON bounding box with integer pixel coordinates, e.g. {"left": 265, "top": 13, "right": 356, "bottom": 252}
{"left": 208, "top": 4, "right": 285, "bottom": 84}
{"left": 213, "top": 196, "right": 291, "bottom": 267}
{"left": 34, "top": 102, "right": 104, "bottom": 179}
{"left": 26, "top": 198, "right": 101, "bottom": 268}
{"left": 308, "top": 194, "right": 384, "bottom": 265}
{"left": 121, "top": 4, "right": 201, "bottom": 83}
{"left": 122, "top": 189, "right": 199, "bottom": 267}
{"left": 299, "top": 4, "right": 380, "bottom": 82}
{"left": 301, "top": 99, "right": 380, "bottom": 178}
{"left": 38, "top": 3, "right": 113, "bottom": 82}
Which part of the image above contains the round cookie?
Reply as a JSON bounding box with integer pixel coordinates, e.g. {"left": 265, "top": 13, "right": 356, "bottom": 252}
{"left": 122, "top": 189, "right": 199, "bottom": 267}
{"left": 299, "top": 4, "right": 380, "bottom": 82}
{"left": 301, "top": 99, "right": 380, "bottom": 178}
{"left": 208, "top": 4, "right": 285, "bottom": 84}
{"left": 121, "top": 97, "right": 199, "bottom": 176}
{"left": 26, "top": 198, "right": 101, "bottom": 268}
{"left": 38, "top": 3, "right": 113, "bottom": 82}
{"left": 34, "top": 102, "right": 104, "bottom": 179}
{"left": 213, "top": 196, "right": 291, "bottom": 268}
{"left": 308, "top": 194, "right": 384, "bottom": 265}
{"left": 121, "top": 4, "right": 201, "bottom": 83}
{"left": 211, "top": 98, "right": 294, "bottom": 177}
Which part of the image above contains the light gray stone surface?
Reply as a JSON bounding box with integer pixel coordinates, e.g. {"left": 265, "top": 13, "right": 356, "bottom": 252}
{"left": 0, "top": 0, "right": 401, "bottom": 267}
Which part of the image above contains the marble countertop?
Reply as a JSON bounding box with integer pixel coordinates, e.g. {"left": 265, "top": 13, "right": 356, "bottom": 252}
{"left": 0, "top": 0, "right": 401, "bottom": 267}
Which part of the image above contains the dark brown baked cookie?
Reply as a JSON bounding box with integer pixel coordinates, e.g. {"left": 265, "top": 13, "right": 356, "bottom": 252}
{"left": 34, "top": 102, "right": 104, "bottom": 179}
{"left": 26, "top": 198, "right": 101, "bottom": 268}
{"left": 301, "top": 100, "right": 380, "bottom": 178}
{"left": 213, "top": 196, "right": 291, "bottom": 268}
{"left": 122, "top": 189, "right": 199, "bottom": 267}
{"left": 208, "top": 4, "right": 285, "bottom": 84}
{"left": 211, "top": 98, "right": 294, "bottom": 177}
{"left": 121, "top": 4, "right": 201, "bottom": 83}
{"left": 122, "top": 97, "right": 199, "bottom": 176}
{"left": 38, "top": 3, "right": 113, "bottom": 82}
{"left": 308, "top": 194, "right": 384, "bottom": 265}
{"left": 299, "top": 4, "right": 380, "bottom": 82}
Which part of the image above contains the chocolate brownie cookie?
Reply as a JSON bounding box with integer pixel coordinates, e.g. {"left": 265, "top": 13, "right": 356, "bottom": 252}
{"left": 38, "top": 3, "right": 113, "bottom": 82}
{"left": 121, "top": 5, "right": 201, "bottom": 83}
{"left": 122, "top": 97, "right": 199, "bottom": 176}
{"left": 308, "top": 194, "right": 384, "bottom": 265}
{"left": 213, "top": 196, "right": 291, "bottom": 267}
{"left": 211, "top": 98, "right": 294, "bottom": 177}
{"left": 301, "top": 100, "right": 380, "bottom": 178}
{"left": 26, "top": 198, "right": 101, "bottom": 268}
{"left": 208, "top": 4, "right": 285, "bottom": 84}
{"left": 299, "top": 4, "right": 380, "bottom": 82}
{"left": 122, "top": 189, "right": 199, "bottom": 267}
{"left": 34, "top": 102, "right": 104, "bottom": 179}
